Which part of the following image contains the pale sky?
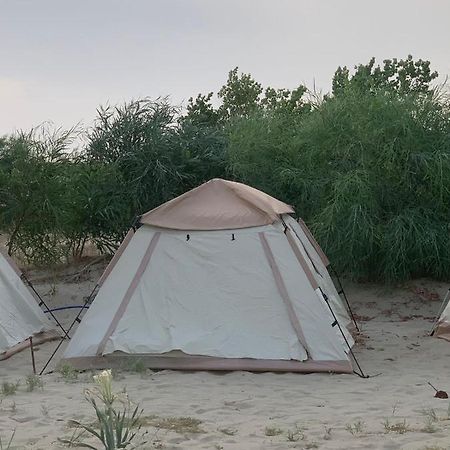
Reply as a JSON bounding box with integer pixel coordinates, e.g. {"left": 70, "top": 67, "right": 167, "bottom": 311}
{"left": 1, "top": 0, "right": 450, "bottom": 135}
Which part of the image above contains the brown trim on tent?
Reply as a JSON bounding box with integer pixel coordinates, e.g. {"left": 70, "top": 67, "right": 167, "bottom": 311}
{"left": 297, "top": 218, "right": 330, "bottom": 267}
{"left": 258, "top": 232, "right": 310, "bottom": 357}
{"left": 62, "top": 353, "right": 353, "bottom": 373}
{"left": 96, "top": 231, "right": 161, "bottom": 356}
{"left": 97, "top": 228, "right": 135, "bottom": 288}
{"left": 0, "top": 330, "right": 60, "bottom": 361}
{"left": 285, "top": 230, "right": 319, "bottom": 290}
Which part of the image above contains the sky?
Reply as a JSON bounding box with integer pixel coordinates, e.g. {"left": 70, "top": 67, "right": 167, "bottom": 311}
{"left": 1, "top": 0, "right": 450, "bottom": 135}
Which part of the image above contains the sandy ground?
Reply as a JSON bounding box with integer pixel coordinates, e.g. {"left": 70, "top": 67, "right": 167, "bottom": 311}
{"left": 1, "top": 259, "right": 450, "bottom": 449}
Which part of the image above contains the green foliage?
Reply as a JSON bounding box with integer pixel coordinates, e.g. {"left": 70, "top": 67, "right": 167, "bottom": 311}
{"left": 62, "top": 370, "right": 145, "bottom": 449}
{"left": 0, "top": 126, "right": 77, "bottom": 264}
{"left": 57, "top": 363, "right": 79, "bottom": 382}
{"left": 1, "top": 56, "right": 449, "bottom": 283}
{"left": 332, "top": 55, "right": 438, "bottom": 96}
{"left": 1, "top": 381, "right": 19, "bottom": 396}
{"left": 227, "top": 57, "right": 450, "bottom": 281}
{"left": 218, "top": 67, "right": 263, "bottom": 119}
{"left": 25, "top": 374, "right": 44, "bottom": 392}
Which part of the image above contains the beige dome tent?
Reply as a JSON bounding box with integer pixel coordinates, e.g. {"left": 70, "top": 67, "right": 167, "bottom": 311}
{"left": 0, "top": 249, "right": 55, "bottom": 359}
{"left": 62, "top": 179, "right": 358, "bottom": 374}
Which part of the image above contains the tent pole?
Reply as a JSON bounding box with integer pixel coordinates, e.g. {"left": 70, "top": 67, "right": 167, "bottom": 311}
{"left": 40, "top": 224, "right": 137, "bottom": 374}
{"left": 39, "top": 283, "right": 99, "bottom": 375}
{"left": 282, "top": 216, "right": 360, "bottom": 333}
{"left": 330, "top": 265, "right": 360, "bottom": 332}
{"left": 430, "top": 288, "right": 450, "bottom": 336}
{"left": 21, "top": 274, "right": 70, "bottom": 340}
{"left": 29, "top": 337, "right": 36, "bottom": 375}
{"left": 319, "top": 288, "right": 367, "bottom": 378}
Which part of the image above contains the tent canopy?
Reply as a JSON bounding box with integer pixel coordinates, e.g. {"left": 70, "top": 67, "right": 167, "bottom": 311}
{"left": 140, "top": 178, "right": 294, "bottom": 230}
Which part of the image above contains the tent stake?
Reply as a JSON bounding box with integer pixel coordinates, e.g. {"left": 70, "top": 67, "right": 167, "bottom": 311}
{"left": 29, "top": 337, "right": 36, "bottom": 375}
{"left": 21, "top": 274, "right": 70, "bottom": 340}
{"left": 39, "top": 283, "right": 99, "bottom": 375}
{"left": 330, "top": 266, "right": 360, "bottom": 332}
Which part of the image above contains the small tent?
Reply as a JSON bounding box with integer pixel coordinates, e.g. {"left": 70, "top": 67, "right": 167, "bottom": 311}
{"left": 63, "top": 179, "right": 356, "bottom": 373}
{"left": 0, "top": 249, "right": 55, "bottom": 358}
{"left": 431, "top": 290, "right": 450, "bottom": 340}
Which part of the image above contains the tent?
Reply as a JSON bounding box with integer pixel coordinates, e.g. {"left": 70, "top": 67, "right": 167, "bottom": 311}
{"left": 63, "top": 179, "right": 357, "bottom": 373}
{"left": 0, "top": 248, "right": 56, "bottom": 359}
{"left": 431, "top": 289, "right": 450, "bottom": 340}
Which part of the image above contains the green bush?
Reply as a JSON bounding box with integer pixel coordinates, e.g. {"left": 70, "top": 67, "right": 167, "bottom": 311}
{"left": 1, "top": 57, "right": 449, "bottom": 283}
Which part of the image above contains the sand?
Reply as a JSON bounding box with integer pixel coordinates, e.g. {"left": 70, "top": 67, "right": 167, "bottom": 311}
{"left": 1, "top": 260, "right": 450, "bottom": 449}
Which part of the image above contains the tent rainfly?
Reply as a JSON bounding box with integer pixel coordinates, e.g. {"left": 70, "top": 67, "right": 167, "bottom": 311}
{"left": 62, "top": 179, "right": 357, "bottom": 373}
{"left": 0, "top": 249, "right": 56, "bottom": 359}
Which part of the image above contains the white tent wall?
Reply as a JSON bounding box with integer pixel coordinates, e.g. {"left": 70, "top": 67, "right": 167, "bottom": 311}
{"left": 282, "top": 215, "right": 354, "bottom": 343}
{"left": 104, "top": 225, "right": 309, "bottom": 360}
{"left": 63, "top": 222, "right": 351, "bottom": 371}
{"left": 0, "top": 251, "right": 54, "bottom": 353}
{"left": 434, "top": 299, "right": 450, "bottom": 340}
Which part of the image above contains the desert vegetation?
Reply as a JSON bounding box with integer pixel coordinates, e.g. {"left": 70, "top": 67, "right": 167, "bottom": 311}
{"left": 1, "top": 55, "right": 449, "bottom": 282}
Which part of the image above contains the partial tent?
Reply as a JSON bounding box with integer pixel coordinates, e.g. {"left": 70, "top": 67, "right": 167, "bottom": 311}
{"left": 49, "top": 179, "right": 361, "bottom": 374}
{"left": 0, "top": 249, "right": 59, "bottom": 360}
{"left": 430, "top": 288, "right": 450, "bottom": 339}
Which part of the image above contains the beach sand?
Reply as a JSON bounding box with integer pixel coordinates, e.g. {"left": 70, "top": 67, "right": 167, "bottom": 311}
{"left": 1, "top": 260, "right": 450, "bottom": 449}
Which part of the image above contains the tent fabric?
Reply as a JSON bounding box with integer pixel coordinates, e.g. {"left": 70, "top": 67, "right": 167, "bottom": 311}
{"left": 64, "top": 224, "right": 349, "bottom": 362}
{"left": 0, "top": 250, "right": 54, "bottom": 354}
{"left": 63, "top": 179, "right": 354, "bottom": 373}
{"left": 140, "top": 178, "right": 294, "bottom": 230}
{"left": 284, "top": 216, "right": 353, "bottom": 337}
{"left": 434, "top": 299, "right": 450, "bottom": 341}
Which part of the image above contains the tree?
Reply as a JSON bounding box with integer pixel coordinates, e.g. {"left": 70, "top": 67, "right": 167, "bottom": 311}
{"left": 332, "top": 55, "right": 439, "bottom": 97}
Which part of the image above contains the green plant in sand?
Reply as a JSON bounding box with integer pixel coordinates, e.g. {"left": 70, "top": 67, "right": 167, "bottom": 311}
{"left": 61, "top": 369, "right": 145, "bottom": 449}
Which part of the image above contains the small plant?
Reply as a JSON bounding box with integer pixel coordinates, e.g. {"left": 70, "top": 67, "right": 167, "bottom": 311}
{"left": 126, "top": 359, "right": 146, "bottom": 374}
{"left": 304, "top": 443, "right": 319, "bottom": 449}
{"left": 147, "top": 416, "right": 204, "bottom": 434}
{"left": 345, "top": 420, "right": 365, "bottom": 435}
{"left": 219, "top": 427, "right": 237, "bottom": 436}
{"left": 323, "top": 427, "right": 332, "bottom": 440}
{"left": 286, "top": 430, "right": 300, "bottom": 442}
{"left": 264, "top": 426, "right": 283, "bottom": 437}
{"left": 383, "top": 418, "right": 410, "bottom": 434}
{"left": 422, "top": 408, "right": 438, "bottom": 422}
{"left": 1, "top": 381, "right": 19, "bottom": 396}
{"left": 57, "top": 363, "right": 79, "bottom": 381}
{"left": 25, "top": 374, "right": 44, "bottom": 392}
{"left": 421, "top": 408, "right": 439, "bottom": 433}
{"left": 110, "top": 369, "right": 124, "bottom": 381}
{"left": 41, "top": 404, "right": 49, "bottom": 417}
{"left": 61, "top": 369, "right": 146, "bottom": 449}
{"left": 422, "top": 417, "right": 438, "bottom": 433}
{"left": 0, "top": 429, "right": 16, "bottom": 450}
